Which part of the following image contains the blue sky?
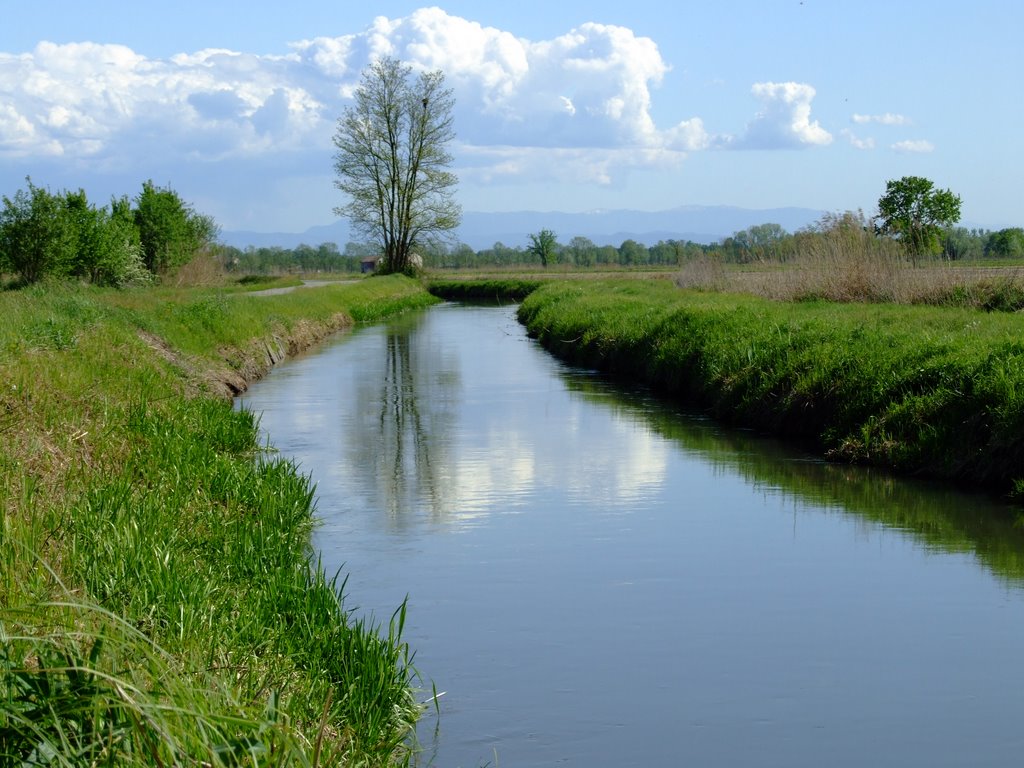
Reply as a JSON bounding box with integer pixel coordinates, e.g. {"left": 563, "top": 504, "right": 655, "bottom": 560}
{"left": 2, "top": 1, "right": 1021, "bottom": 235}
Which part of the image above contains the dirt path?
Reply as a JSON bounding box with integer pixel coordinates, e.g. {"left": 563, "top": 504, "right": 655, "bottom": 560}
{"left": 244, "top": 279, "right": 358, "bottom": 297}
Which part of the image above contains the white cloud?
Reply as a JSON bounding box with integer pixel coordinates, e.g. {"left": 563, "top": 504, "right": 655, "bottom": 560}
{"left": 0, "top": 8, "right": 716, "bottom": 187}
{"left": 891, "top": 139, "right": 935, "bottom": 153}
{"left": 730, "top": 82, "right": 832, "bottom": 149}
{"left": 0, "top": 40, "right": 331, "bottom": 167}
{"left": 458, "top": 144, "right": 687, "bottom": 186}
{"left": 852, "top": 112, "right": 909, "bottom": 126}
{"left": 664, "top": 117, "right": 711, "bottom": 151}
{"left": 840, "top": 129, "right": 875, "bottom": 150}
{"left": 0, "top": 8, "right": 856, "bottom": 218}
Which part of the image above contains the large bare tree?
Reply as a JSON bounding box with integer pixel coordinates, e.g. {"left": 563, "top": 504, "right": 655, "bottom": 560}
{"left": 333, "top": 57, "right": 460, "bottom": 274}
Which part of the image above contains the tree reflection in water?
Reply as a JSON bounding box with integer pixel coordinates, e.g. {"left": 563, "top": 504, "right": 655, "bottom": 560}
{"left": 348, "top": 312, "right": 460, "bottom": 529}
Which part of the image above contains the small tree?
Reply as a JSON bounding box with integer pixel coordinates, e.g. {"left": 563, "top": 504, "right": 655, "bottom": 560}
{"left": 527, "top": 229, "right": 559, "bottom": 267}
{"left": 0, "top": 178, "right": 76, "bottom": 284}
{"left": 985, "top": 228, "right": 1024, "bottom": 259}
{"left": 565, "top": 236, "right": 597, "bottom": 267}
{"left": 333, "top": 57, "right": 460, "bottom": 275}
{"left": 134, "top": 180, "right": 218, "bottom": 275}
{"left": 876, "top": 176, "right": 961, "bottom": 262}
{"left": 618, "top": 239, "right": 648, "bottom": 266}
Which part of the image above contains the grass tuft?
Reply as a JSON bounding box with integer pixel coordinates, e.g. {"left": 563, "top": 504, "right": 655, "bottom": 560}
{"left": 1, "top": 275, "right": 436, "bottom": 766}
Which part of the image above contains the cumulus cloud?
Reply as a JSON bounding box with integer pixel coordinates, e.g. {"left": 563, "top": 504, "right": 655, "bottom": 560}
{"left": 728, "top": 82, "right": 832, "bottom": 149}
{"left": 891, "top": 139, "right": 935, "bottom": 153}
{"left": 852, "top": 112, "right": 909, "bottom": 126}
{"left": 0, "top": 40, "right": 330, "bottom": 165}
{"left": 0, "top": 9, "right": 705, "bottom": 180}
{"left": 840, "top": 129, "right": 875, "bottom": 150}
{"left": 0, "top": 8, "right": 834, "bottom": 202}
{"left": 329, "top": 8, "right": 710, "bottom": 165}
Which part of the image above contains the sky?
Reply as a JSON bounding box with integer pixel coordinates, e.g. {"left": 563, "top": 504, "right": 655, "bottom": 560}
{"left": 1, "top": 1, "right": 1021, "bottom": 235}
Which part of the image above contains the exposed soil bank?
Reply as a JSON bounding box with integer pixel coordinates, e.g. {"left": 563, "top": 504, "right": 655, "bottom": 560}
{"left": 161, "top": 311, "right": 355, "bottom": 398}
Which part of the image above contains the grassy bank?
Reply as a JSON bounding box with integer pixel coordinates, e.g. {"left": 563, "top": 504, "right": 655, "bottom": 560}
{"left": 517, "top": 279, "right": 1024, "bottom": 498}
{"left": 1, "top": 276, "right": 438, "bottom": 765}
{"left": 426, "top": 277, "right": 545, "bottom": 302}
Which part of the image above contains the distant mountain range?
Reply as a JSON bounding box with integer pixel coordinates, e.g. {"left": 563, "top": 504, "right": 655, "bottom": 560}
{"left": 220, "top": 205, "right": 827, "bottom": 251}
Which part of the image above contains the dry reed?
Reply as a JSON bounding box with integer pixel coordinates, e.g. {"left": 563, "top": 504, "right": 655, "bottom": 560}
{"left": 677, "top": 212, "right": 1024, "bottom": 309}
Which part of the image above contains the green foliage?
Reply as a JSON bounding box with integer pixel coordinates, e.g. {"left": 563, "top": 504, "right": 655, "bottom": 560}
{"left": 985, "top": 227, "right": 1024, "bottom": 258}
{"left": 564, "top": 236, "right": 597, "bottom": 266}
{"left": 0, "top": 179, "right": 211, "bottom": 286}
{"left": 518, "top": 280, "right": 1024, "bottom": 495}
{"left": 527, "top": 229, "right": 559, "bottom": 268}
{"left": 943, "top": 226, "right": 990, "bottom": 260}
{"left": 618, "top": 238, "right": 648, "bottom": 266}
{"left": 427, "top": 277, "right": 545, "bottom": 302}
{"left": 221, "top": 242, "right": 367, "bottom": 275}
{"left": 0, "top": 277, "right": 439, "bottom": 765}
{"left": 333, "top": 57, "right": 460, "bottom": 275}
{"left": 400, "top": 234, "right": 705, "bottom": 270}
{"left": 1, "top": 602, "right": 309, "bottom": 767}
{"left": 0, "top": 178, "right": 77, "bottom": 283}
{"left": 64, "top": 191, "right": 150, "bottom": 287}
{"left": 134, "top": 180, "right": 218, "bottom": 275}
{"left": 718, "top": 222, "right": 791, "bottom": 263}
{"left": 876, "top": 175, "right": 962, "bottom": 259}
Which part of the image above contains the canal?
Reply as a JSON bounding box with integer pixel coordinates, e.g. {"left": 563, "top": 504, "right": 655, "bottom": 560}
{"left": 237, "top": 302, "right": 1024, "bottom": 767}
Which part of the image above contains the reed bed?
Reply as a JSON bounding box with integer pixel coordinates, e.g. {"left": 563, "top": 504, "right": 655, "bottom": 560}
{"left": 677, "top": 216, "right": 1024, "bottom": 310}
{"left": 1, "top": 275, "right": 437, "bottom": 766}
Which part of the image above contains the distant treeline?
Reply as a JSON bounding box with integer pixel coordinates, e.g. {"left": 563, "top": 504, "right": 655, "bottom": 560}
{"left": 8, "top": 179, "right": 1022, "bottom": 283}
{"left": 223, "top": 237, "right": 711, "bottom": 274}
{"left": 0, "top": 178, "right": 217, "bottom": 286}
{"left": 217, "top": 241, "right": 376, "bottom": 275}
{"left": 714, "top": 216, "right": 1023, "bottom": 264}
{"left": 226, "top": 213, "right": 1024, "bottom": 275}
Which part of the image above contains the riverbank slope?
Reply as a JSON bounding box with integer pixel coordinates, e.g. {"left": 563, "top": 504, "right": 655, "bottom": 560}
{"left": 1, "top": 276, "right": 438, "bottom": 765}
{"left": 509, "top": 279, "right": 1024, "bottom": 498}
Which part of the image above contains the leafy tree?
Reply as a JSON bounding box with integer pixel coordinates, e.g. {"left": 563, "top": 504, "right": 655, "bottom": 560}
{"left": 941, "top": 227, "right": 988, "bottom": 261}
{"left": 489, "top": 241, "right": 520, "bottom": 267}
{"left": 333, "top": 57, "right": 460, "bottom": 275}
{"left": 984, "top": 228, "right": 1024, "bottom": 259}
{"left": 58, "top": 190, "right": 149, "bottom": 286}
{"left": 649, "top": 239, "right": 709, "bottom": 265}
{"left": 564, "top": 236, "right": 597, "bottom": 267}
{"left": 0, "top": 178, "right": 76, "bottom": 283}
{"left": 134, "top": 180, "right": 218, "bottom": 275}
{"left": 720, "top": 223, "right": 791, "bottom": 263}
{"left": 596, "top": 245, "right": 619, "bottom": 265}
{"left": 60, "top": 189, "right": 95, "bottom": 277}
{"left": 81, "top": 195, "right": 149, "bottom": 286}
{"left": 618, "top": 239, "right": 648, "bottom": 266}
{"left": 343, "top": 241, "right": 379, "bottom": 259}
{"left": 527, "top": 229, "right": 559, "bottom": 267}
{"left": 649, "top": 240, "right": 679, "bottom": 265}
{"left": 876, "top": 176, "right": 961, "bottom": 260}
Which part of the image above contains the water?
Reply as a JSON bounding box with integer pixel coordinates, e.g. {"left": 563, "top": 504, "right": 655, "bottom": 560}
{"left": 237, "top": 303, "right": 1024, "bottom": 767}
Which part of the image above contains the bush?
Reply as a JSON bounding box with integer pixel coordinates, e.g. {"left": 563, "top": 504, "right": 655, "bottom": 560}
{"left": 0, "top": 179, "right": 77, "bottom": 284}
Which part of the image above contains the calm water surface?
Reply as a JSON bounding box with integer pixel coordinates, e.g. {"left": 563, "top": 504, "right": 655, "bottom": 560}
{"left": 237, "top": 303, "right": 1024, "bottom": 767}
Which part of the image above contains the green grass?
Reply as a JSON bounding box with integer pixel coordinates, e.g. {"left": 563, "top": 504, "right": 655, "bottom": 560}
{"left": 518, "top": 279, "right": 1024, "bottom": 497}
{"left": 427, "top": 277, "right": 545, "bottom": 303}
{"left": 232, "top": 274, "right": 306, "bottom": 290}
{"left": 1, "top": 275, "right": 438, "bottom": 766}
